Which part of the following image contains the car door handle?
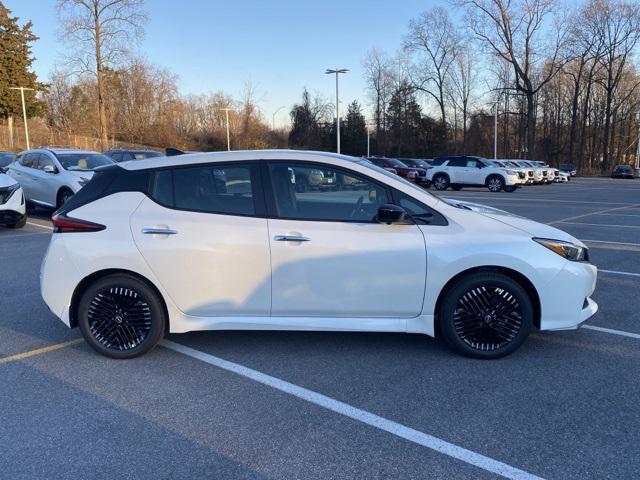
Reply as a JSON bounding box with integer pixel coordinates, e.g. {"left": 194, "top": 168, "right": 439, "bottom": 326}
{"left": 142, "top": 227, "right": 178, "bottom": 235}
{"left": 274, "top": 234, "right": 310, "bottom": 242}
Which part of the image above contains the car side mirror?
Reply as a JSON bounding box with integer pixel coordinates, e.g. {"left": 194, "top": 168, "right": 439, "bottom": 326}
{"left": 377, "top": 204, "right": 408, "bottom": 225}
{"left": 0, "top": 167, "right": 7, "bottom": 174}
{"left": 43, "top": 165, "right": 57, "bottom": 174}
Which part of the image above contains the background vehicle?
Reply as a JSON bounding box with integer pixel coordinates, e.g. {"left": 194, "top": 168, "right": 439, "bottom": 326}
{"left": 366, "top": 157, "right": 428, "bottom": 185}
{"left": 501, "top": 160, "right": 534, "bottom": 184}
{"left": 6, "top": 148, "right": 115, "bottom": 209}
{"left": 560, "top": 164, "right": 577, "bottom": 176}
{"left": 41, "top": 150, "right": 597, "bottom": 361}
{"left": 427, "top": 156, "right": 520, "bottom": 192}
{"left": 103, "top": 149, "right": 163, "bottom": 162}
{"left": 611, "top": 164, "right": 635, "bottom": 179}
{"left": 0, "top": 151, "right": 16, "bottom": 170}
{"left": 0, "top": 171, "right": 26, "bottom": 228}
{"left": 512, "top": 160, "right": 545, "bottom": 184}
{"left": 530, "top": 161, "right": 557, "bottom": 183}
{"left": 487, "top": 160, "right": 528, "bottom": 185}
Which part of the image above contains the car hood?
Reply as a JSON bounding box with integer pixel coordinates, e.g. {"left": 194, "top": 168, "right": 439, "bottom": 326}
{"left": 0, "top": 173, "right": 18, "bottom": 188}
{"left": 442, "top": 198, "right": 583, "bottom": 246}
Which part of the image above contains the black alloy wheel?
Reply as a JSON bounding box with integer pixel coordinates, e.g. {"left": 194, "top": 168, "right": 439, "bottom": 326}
{"left": 78, "top": 274, "right": 166, "bottom": 358}
{"left": 486, "top": 176, "right": 504, "bottom": 192}
{"left": 439, "top": 272, "right": 533, "bottom": 358}
{"left": 433, "top": 174, "right": 449, "bottom": 191}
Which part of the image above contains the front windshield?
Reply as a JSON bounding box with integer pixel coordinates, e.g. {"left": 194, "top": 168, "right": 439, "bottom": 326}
{"left": 403, "top": 159, "right": 430, "bottom": 168}
{"left": 56, "top": 153, "right": 114, "bottom": 171}
{"left": 385, "top": 158, "right": 409, "bottom": 168}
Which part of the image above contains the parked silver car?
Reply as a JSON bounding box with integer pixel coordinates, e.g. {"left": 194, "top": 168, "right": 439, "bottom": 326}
{"left": 7, "top": 148, "right": 114, "bottom": 209}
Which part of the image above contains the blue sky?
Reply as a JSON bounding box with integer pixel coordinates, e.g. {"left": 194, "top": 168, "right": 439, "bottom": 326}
{"left": 6, "top": 0, "right": 447, "bottom": 127}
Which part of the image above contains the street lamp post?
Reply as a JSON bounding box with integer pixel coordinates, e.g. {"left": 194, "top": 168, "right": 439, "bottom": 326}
{"left": 272, "top": 106, "right": 284, "bottom": 130}
{"left": 220, "top": 108, "right": 232, "bottom": 151}
{"left": 10, "top": 86, "right": 35, "bottom": 150}
{"left": 367, "top": 125, "right": 370, "bottom": 157}
{"left": 636, "top": 112, "right": 640, "bottom": 170}
{"left": 494, "top": 103, "right": 498, "bottom": 160}
{"left": 325, "top": 68, "right": 348, "bottom": 154}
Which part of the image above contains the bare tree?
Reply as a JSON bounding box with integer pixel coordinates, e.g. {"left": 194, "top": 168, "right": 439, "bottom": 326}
{"left": 363, "top": 48, "right": 394, "bottom": 154}
{"left": 448, "top": 43, "right": 479, "bottom": 151}
{"left": 57, "top": 0, "right": 147, "bottom": 148}
{"left": 404, "top": 7, "right": 459, "bottom": 132}
{"left": 461, "top": 0, "right": 570, "bottom": 159}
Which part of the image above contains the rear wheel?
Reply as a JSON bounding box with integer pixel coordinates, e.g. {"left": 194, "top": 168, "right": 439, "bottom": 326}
{"left": 503, "top": 185, "right": 517, "bottom": 192}
{"left": 451, "top": 185, "right": 463, "bottom": 191}
{"left": 438, "top": 272, "right": 533, "bottom": 359}
{"left": 433, "top": 174, "right": 450, "bottom": 191}
{"left": 486, "top": 175, "right": 504, "bottom": 192}
{"left": 78, "top": 274, "right": 166, "bottom": 359}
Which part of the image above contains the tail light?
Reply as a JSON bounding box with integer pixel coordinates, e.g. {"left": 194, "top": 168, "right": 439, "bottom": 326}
{"left": 52, "top": 213, "right": 106, "bottom": 233}
{"left": 407, "top": 171, "right": 417, "bottom": 180}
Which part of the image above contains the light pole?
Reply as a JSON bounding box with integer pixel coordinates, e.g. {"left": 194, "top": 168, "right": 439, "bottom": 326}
{"left": 10, "top": 86, "right": 34, "bottom": 150}
{"left": 325, "top": 68, "right": 348, "bottom": 154}
{"left": 367, "top": 125, "right": 370, "bottom": 157}
{"left": 494, "top": 102, "right": 498, "bottom": 160}
{"left": 272, "top": 106, "right": 284, "bottom": 130}
{"left": 220, "top": 108, "right": 232, "bottom": 151}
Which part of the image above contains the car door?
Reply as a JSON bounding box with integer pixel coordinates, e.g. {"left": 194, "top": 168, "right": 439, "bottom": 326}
{"left": 29, "top": 152, "right": 58, "bottom": 206}
{"left": 445, "top": 158, "right": 466, "bottom": 183}
{"left": 463, "top": 158, "right": 485, "bottom": 185}
{"left": 130, "top": 163, "right": 271, "bottom": 318}
{"left": 266, "top": 161, "right": 427, "bottom": 323}
{"left": 11, "top": 152, "right": 39, "bottom": 201}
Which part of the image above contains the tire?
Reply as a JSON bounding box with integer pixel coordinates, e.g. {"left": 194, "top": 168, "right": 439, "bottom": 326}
{"left": 503, "top": 185, "right": 517, "bottom": 192}
{"left": 438, "top": 272, "right": 533, "bottom": 359}
{"left": 7, "top": 215, "right": 27, "bottom": 229}
{"left": 433, "top": 174, "right": 450, "bottom": 191}
{"left": 486, "top": 175, "right": 504, "bottom": 192}
{"left": 78, "top": 273, "right": 166, "bottom": 359}
{"left": 57, "top": 188, "right": 74, "bottom": 209}
{"left": 451, "top": 185, "right": 463, "bottom": 191}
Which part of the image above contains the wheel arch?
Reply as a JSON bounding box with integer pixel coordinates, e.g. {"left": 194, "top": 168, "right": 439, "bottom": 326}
{"left": 433, "top": 266, "right": 541, "bottom": 335}
{"left": 68, "top": 268, "right": 170, "bottom": 333}
{"left": 56, "top": 185, "right": 75, "bottom": 206}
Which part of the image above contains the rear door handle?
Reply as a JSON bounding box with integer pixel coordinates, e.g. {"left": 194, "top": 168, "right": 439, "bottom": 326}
{"left": 142, "top": 227, "right": 178, "bottom": 235}
{"left": 274, "top": 234, "right": 310, "bottom": 242}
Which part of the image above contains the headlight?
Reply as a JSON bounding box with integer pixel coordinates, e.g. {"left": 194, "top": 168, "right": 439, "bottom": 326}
{"left": 0, "top": 183, "right": 19, "bottom": 204}
{"left": 505, "top": 169, "right": 518, "bottom": 175}
{"left": 533, "top": 238, "right": 589, "bottom": 262}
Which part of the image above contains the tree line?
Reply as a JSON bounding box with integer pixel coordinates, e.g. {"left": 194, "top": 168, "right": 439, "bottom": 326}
{"left": 1, "top": 0, "right": 639, "bottom": 172}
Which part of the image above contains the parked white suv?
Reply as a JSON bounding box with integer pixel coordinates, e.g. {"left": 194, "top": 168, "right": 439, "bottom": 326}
{"left": 0, "top": 171, "right": 26, "bottom": 228}
{"left": 427, "top": 156, "right": 521, "bottom": 192}
{"left": 40, "top": 150, "right": 598, "bottom": 360}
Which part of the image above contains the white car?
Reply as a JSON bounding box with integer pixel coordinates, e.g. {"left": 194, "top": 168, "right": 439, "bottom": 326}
{"left": 427, "top": 156, "right": 521, "bottom": 192}
{"left": 0, "top": 171, "right": 26, "bottom": 228}
{"left": 7, "top": 148, "right": 114, "bottom": 209}
{"left": 512, "top": 160, "right": 547, "bottom": 184}
{"left": 500, "top": 160, "right": 535, "bottom": 184}
{"left": 486, "top": 160, "right": 529, "bottom": 185}
{"left": 40, "top": 150, "right": 598, "bottom": 360}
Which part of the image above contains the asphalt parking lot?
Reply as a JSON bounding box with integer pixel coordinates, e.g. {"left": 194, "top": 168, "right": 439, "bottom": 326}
{"left": 1, "top": 176, "right": 639, "bottom": 479}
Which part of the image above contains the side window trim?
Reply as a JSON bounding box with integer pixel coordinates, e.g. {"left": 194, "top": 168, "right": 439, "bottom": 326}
{"left": 263, "top": 160, "right": 392, "bottom": 223}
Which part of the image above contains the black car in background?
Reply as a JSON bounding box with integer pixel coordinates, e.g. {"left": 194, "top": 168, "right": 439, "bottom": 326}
{"left": 611, "top": 164, "right": 636, "bottom": 179}
{"left": 0, "top": 151, "right": 16, "bottom": 170}
{"left": 103, "top": 149, "right": 163, "bottom": 162}
{"left": 559, "top": 163, "right": 577, "bottom": 176}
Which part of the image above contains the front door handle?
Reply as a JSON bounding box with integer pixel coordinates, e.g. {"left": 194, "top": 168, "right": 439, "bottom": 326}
{"left": 142, "top": 227, "right": 178, "bottom": 235}
{"left": 274, "top": 234, "right": 310, "bottom": 242}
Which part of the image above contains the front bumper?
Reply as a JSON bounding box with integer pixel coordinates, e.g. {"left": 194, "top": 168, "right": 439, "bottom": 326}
{"left": 505, "top": 174, "right": 520, "bottom": 186}
{"left": 0, "top": 187, "right": 26, "bottom": 225}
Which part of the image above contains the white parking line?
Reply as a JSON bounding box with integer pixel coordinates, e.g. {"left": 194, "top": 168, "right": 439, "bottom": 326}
{"left": 582, "top": 239, "right": 640, "bottom": 247}
{"left": 593, "top": 213, "right": 640, "bottom": 217}
{"left": 582, "top": 325, "right": 640, "bottom": 340}
{"left": 558, "top": 221, "right": 640, "bottom": 229}
{"left": 161, "top": 339, "right": 542, "bottom": 480}
{"left": 27, "top": 221, "right": 53, "bottom": 231}
{"left": 599, "top": 269, "right": 640, "bottom": 278}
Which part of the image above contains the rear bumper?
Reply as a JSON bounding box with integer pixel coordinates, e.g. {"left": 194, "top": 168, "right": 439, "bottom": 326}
{"left": 0, "top": 210, "right": 25, "bottom": 225}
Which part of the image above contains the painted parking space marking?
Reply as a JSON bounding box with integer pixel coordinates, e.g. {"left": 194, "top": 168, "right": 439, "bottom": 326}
{"left": 557, "top": 221, "right": 640, "bottom": 229}
{"left": 599, "top": 269, "right": 640, "bottom": 278}
{"left": 0, "top": 338, "right": 83, "bottom": 365}
{"left": 546, "top": 204, "right": 640, "bottom": 225}
{"left": 582, "top": 325, "right": 640, "bottom": 340}
{"left": 162, "top": 339, "right": 543, "bottom": 480}
{"left": 27, "top": 221, "right": 53, "bottom": 231}
{"left": 582, "top": 239, "right": 640, "bottom": 247}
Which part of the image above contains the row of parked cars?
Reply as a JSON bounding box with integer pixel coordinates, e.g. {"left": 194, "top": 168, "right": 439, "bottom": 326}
{"left": 0, "top": 147, "right": 162, "bottom": 229}
{"left": 365, "top": 155, "right": 576, "bottom": 193}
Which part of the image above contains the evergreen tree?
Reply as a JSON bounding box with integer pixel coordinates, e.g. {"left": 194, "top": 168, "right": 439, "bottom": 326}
{"left": 289, "top": 88, "right": 331, "bottom": 150}
{"left": 342, "top": 100, "right": 367, "bottom": 156}
{"left": 0, "top": 2, "right": 45, "bottom": 119}
{"left": 386, "top": 81, "right": 423, "bottom": 157}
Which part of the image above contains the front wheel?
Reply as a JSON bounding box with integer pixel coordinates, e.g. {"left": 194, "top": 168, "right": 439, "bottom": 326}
{"left": 7, "top": 215, "right": 27, "bottom": 229}
{"left": 433, "top": 174, "right": 450, "bottom": 191}
{"left": 57, "top": 188, "right": 74, "bottom": 209}
{"left": 78, "top": 274, "right": 166, "bottom": 359}
{"left": 438, "top": 272, "right": 533, "bottom": 359}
